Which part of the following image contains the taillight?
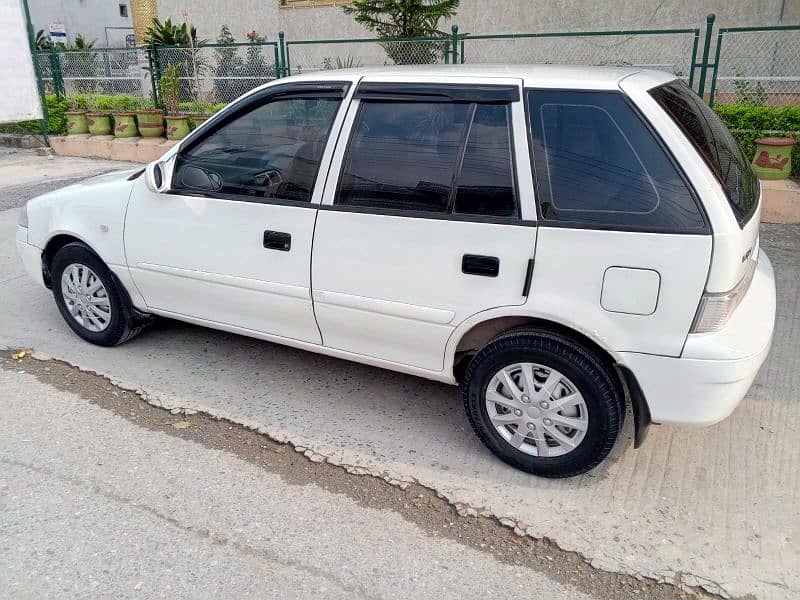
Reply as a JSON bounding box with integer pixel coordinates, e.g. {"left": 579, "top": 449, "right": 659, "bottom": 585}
{"left": 690, "top": 257, "right": 757, "bottom": 333}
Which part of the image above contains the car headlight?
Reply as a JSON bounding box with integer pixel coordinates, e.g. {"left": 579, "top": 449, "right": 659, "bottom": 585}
{"left": 690, "top": 257, "right": 757, "bottom": 333}
{"left": 18, "top": 203, "right": 28, "bottom": 228}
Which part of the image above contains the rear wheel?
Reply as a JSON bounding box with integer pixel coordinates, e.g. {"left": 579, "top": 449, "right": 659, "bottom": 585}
{"left": 50, "top": 243, "right": 145, "bottom": 346}
{"left": 463, "top": 329, "right": 623, "bottom": 478}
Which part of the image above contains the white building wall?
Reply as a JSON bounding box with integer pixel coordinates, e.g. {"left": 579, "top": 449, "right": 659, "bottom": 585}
{"left": 29, "top": 0, "right": 133, "bottom": 47}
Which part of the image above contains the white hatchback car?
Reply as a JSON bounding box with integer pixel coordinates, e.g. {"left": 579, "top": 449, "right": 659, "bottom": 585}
{"left": 17, "top": 66, "right": 776, "bottom": 478}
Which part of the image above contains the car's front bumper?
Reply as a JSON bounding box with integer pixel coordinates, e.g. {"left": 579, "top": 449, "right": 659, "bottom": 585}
{"left": 620, "top": 250, "right": 776, "bottom": 426}
{"left": 16, "top": 226, "right": 44, "bottom": 288}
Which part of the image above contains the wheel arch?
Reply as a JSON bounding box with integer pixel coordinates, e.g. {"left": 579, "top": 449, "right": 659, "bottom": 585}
{"left": 447, "top": 311, "right": 651, "bottom": 447}
{"left": 41, "top": 232, "right": 99, "bottom": 288}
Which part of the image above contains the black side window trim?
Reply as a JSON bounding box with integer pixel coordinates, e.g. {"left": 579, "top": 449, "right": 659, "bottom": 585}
{"left": 523, "top": 88, "right": 710, "bottom": 236}
{"left": 355, "top": 82, "right": 520, "bottom": 103}
{"left": 170, "top": 81, "right": 350, "bottom": 203}
{"left": 333, "top": 99, "right": 522, "bottom": 220}
{"left": 175, "top": 81, "right": 351, "bottom": 159}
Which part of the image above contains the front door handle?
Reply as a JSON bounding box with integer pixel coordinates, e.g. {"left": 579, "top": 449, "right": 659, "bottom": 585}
{"left": 263, "top": 230, "right": 291, "bottom": 251}
{"left": 462, "top": 254, "right": 499, "bottom": 277}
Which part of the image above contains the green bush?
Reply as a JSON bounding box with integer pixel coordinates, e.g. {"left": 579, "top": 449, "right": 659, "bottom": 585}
{"left": 715, "top": 103, "right": 800, "bottom": 177}
{"left": 211, "top": 102, "right": 227, "bottom": 114}
{"left": 0, "top": 94, "right": 69, "bottom": 136}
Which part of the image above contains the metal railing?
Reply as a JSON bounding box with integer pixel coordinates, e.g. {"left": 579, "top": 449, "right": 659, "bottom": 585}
{"left": 29, "top": 14, "right": 800, "bottom": 122}
{"left": 459, "top": 26, "right": 700, "bottom": 84}
{"left": 709, "top": 24, "right": 800, "bottom": 106}
{"left": 283, "top": 33, "right": 452, "bottom": 75}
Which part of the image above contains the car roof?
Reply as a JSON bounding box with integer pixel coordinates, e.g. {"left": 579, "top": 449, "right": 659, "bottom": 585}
{"left": 281, "top": 64, "right": 677, "bottom": 90}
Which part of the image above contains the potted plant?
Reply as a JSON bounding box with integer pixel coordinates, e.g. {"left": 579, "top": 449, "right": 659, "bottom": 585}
{"left": 64, "top": 94, "right": 89, "bottom": 135}
{"left": 86, "top": 94, "right": 113, "bottom": 135}
{"left": 136, "top": 100, "right": 165, "bottom": 138}
{"left": 110, "top": 95, "right": 140, "bottom": 138}
{"left": 182, "top": 99, "right": 213, "bottom": 129}
{"left": 160, "top": 65, "right": 190, "bottom": 140}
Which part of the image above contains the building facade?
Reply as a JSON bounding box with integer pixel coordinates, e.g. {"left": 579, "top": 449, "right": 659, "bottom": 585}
{"left": 154, "top": 0, "right": 799, "bottom": 44}
{"left": 29, "top": 0, "right": 134, "bottom": 47}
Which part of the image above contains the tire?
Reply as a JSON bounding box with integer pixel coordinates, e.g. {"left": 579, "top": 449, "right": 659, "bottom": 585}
{"left": 50, "top": 242, "right": 145, "bottom": 347}
{"left": 463, "top": 329, "right": 623, "bottom": 478}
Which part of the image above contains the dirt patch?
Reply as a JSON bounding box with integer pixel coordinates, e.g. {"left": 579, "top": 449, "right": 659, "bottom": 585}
{"left": 3, "top": 350, "right": 733, "bottom": 600}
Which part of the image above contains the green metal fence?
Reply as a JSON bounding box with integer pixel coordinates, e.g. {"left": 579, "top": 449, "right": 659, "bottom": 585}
{"left": 20, "top": 13, "right": 800, "bottom": 143}
{"left": 283, "top": 34, "right": 452, "bottom": 75}
{"left": 708, "top": 23, "right": 800, "bottom": 107}
{"left": 458, "top": 26, "right": 701, "bottom": 84}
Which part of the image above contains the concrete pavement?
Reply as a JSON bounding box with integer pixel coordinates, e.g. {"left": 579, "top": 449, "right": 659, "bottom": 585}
{"left": 0, "top": 364, "right": 599, "bottom": 600}
{"left": 1, "top": 149, "right": 798, "bottom": 599}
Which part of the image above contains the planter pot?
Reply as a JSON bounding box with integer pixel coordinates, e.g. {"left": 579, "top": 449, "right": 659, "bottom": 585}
{"left": 86, "top": 112, "right": 112, "bottom": 136}
{"left": 165, "top": 115, "right": 190, "bottom": 140}
{"left": 112, "top": 112, "right": 138, "bottom": 138}
{"left": 190, "top": 114, "right": 211, "bottom": 129}
{"left": 752, "top": 136, "right": 796, "bottom": 180}
{"left": 65, "top": 111, "right": 89, "bottom": 135}
{"left": 136, "top": 110, "right": 165, "bottom": 138}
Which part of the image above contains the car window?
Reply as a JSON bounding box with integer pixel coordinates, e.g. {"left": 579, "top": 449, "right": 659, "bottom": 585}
{"left": 173, "top": 96, "right": 342, "bottom": 202}
{"left": 453, "top": 104, "right": 517, "bottom": 218}
{"left": 336, "top": 100, "right": 519, "bottom": 218}
{"left": 337, "top": 102, "right": 470, "bottom": 213}
{"left": 526, "top": 90, "right": 707, "bottom": 233}
{"left": 650, "top": 81, "right": 758, "bottom": 227}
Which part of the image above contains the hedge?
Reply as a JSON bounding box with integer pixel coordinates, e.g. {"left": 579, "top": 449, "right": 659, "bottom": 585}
{"left": 714, "top": 103, "right": 800, "bottom": 177}
{"left": 0, "top": 95, "right": 69, "bottom": 137}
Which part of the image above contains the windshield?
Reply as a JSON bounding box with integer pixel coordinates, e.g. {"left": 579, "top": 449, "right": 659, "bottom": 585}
{"left": 650, "top": 81, "right": 759, "bottom": 227}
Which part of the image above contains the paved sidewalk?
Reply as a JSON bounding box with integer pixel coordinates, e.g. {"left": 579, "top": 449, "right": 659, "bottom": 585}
{"left": 1, "top": 150, "right": 798, "bottom": 599}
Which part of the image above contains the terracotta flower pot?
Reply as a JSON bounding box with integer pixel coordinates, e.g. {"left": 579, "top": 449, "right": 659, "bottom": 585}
{"left": 65, "top": 111, "right": 89, "bottom": 135}
{"left": 86, "top": 112, "right": 112, "bottom": 136}
{"left": 136, "top": 109, "right": 165, "bottom": 138}
{"left": 751, "top": 136, "right": 796, "bottom": 180}
{"left": 165, "top": 114, "right": 190, "bottom": 140}
{"left": 112, "top": 112, "right": 138, "bottom": 138}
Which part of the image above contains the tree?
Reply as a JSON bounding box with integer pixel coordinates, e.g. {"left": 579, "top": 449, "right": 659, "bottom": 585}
{"left": 343, "top": 0, "right": 459, "bottom": 64}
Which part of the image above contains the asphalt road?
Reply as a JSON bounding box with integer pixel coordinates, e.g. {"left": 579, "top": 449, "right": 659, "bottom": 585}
{"left": 1, "top": 149, "right": 798, "bottom": 599}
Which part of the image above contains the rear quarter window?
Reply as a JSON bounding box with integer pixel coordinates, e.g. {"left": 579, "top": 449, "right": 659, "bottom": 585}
{"left": 649, "top": 81, "right": 759, "bottom": 227}
{"left": 526, "top": 89, "right": 708, "bottom": 234}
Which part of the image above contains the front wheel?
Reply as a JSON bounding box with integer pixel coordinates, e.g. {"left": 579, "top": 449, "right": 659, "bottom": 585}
{"left": 463, "top": 329, "right": 623, "bottom": 478}
{"left": 50, "top": 242, "right": 145, "bottom": 346}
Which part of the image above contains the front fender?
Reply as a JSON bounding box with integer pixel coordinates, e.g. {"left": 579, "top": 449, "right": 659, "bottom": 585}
{"left": 26, "top": 169, "right": 138, "bottom": 267}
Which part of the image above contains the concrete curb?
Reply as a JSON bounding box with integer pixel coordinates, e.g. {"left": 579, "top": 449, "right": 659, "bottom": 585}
{"left": 49, "top": 135, "right": 178, "bottom": 164}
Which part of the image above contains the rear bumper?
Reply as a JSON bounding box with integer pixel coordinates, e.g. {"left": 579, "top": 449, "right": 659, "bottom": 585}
{"left": 620, "top": 250, "right": 776, "bottom": 426}
{"left": 16, "top": 226, "right": 44, "bottom": 288}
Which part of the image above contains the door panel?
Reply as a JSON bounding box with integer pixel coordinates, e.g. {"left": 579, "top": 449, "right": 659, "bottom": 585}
{"left": 125, "top": 184, "right": 321, "bottom": 342}
{"left": 311, "top": 76, "right": 535, "bottom": 371}
{"left": 312, "top": 211, "right": 536, "bottom": 370}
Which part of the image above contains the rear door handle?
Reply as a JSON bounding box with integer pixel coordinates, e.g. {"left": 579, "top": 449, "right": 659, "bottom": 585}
{"left": 462, "top": 254, "right": 499, "bottom": 277}
{"left": 263, "top": 230, "right": 291, "bottom": 251}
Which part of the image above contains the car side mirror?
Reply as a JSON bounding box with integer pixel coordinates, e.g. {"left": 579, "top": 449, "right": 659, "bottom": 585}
{"left": 145, "top": 161, "right": 170, "bottom": 193}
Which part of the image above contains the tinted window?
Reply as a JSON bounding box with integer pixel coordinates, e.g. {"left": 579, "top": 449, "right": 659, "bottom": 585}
{"left": 174, "top": 97, "right": 341, "bottom": 202}
{"left": 337, "top": 102, "right": 470, "bottom": 213}
{"left": 527, "top": 90, "right": 706, "bottom": 232}
{"left": 650, "top": 81, "right": 758, "bottom": 227}
{"left": 454, "top": 104, "right": 516, "bottom": 217}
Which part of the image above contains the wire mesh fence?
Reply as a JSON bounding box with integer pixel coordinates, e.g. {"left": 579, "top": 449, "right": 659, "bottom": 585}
{"left": 285, "top": 37, "right": 451, "bottom": 75}
{"left": 156, "top": 42, "right": 279, "bottom": 104}
{"left": 21, "top": 15, "right": 800, "bottom": 145}
{"left": 460, "top": 29, "right": 700, "bottom": 81}
{"left": 37, "top": 47, "right": 153, "bottom": 98}
{"left": 710, "top": 26, "right": 800, "bottom": 106}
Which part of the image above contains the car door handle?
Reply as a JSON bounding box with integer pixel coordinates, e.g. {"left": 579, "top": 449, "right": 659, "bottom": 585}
{"left": 263, "top": 230, "right": 291, "bottom": 251}
{"left": 462, "top": 254, "right": 499, "bottom": 277}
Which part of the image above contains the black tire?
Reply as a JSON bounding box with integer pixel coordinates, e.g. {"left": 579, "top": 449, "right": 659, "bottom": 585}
{"left": 463, "top": 328, "right": 623, "bottom": 478}
{"left": 50, "top": 242, "right": 145, "bottom": 347}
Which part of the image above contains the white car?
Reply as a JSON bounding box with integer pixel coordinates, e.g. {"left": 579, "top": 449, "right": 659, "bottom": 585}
{"left": 17, "top": 65, "right": 776, "bottom": 478}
